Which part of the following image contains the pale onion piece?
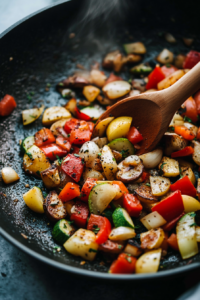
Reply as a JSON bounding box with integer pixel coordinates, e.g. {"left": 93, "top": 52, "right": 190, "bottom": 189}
{"left": 79, "top": 141, "right": 100, "bottom": 168}
{"left": 63, "top": 229, "right": 98, "bottom": 261}
{"left": 140, "top": 228, "right": 165, "bottom": 250}
{"left": 93, "top": 117, "right": 114, "bottom": 138}
{"left": 169, "top": 113, "right": 184, "bottom": 127}
{"left": 139, "top": 148, "right": 163, "bottom": 169}
{"left": 23, "top": 186, "right": 44, "bottom": 214}
{"left": 140, "top": 211, "right": 167, "bottom": 230}
{"left": 42, "top": 106, "right": 71, "bottom": 126}
{"left": 165, "top": 33, "right": 176, "bottom": 43}
{"left": 101, "top": 145, "right": 118, "bottom": 180}
{"left": 183, "top": 38, "right": 194, "bottom": 46}
{"left": 82, "top": 168, "right": 104, "bottom": 182}
{"left": 156, "top": 48, "right": 174, "bottom": 64}
{"left": 82, "top": 85, "right": 100, "bottom": 102}
{"left": 135, "top": 249, "right": 161, "bottom": 274}
{"left": 182, "top": 195, "right": 200, "bottom": 213}
{"left": 1, "top": 167, "right": 20, "bottom": 184}
{"left": 91, "top": 137, "right": 108, "bottom": 148}
{"left": 22, "top": 105, "right": 44, "bottom": 126}
{"left": 106, "top": 116, "right": 132, "bottom": 142}
{"left": 50, "top": 119, "right": 69, "bottom": 136}
{"left": 90, "top": 69, "right": 107, "bottom": 87}
{"left": 157, "top": 70, "right": 185, "bottom": 90}
{"left": 102, "top": 81, "right": 131, "bottom": 100}
{"left": 196, "top": 226, "right": 200, "bottom": 242}
{"left": 109, "top": 226, "right": 136, "bottom": 241}
{"left": 192, "top": 141, "right": 200, "bottom": 166}
{"left": 150, "top": 176, "right": 171, "bottom": 197}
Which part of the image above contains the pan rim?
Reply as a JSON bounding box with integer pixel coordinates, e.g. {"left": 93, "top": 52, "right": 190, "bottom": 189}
{"left": 1, "top": 0, "right": 200, "bottom": 280}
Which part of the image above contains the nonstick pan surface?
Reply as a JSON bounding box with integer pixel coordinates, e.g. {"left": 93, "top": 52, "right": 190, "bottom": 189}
{"left": 1, "top": 0, "right": 200, "bottom": 280}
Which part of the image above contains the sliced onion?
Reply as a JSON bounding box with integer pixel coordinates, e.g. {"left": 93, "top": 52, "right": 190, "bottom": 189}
{"left": 102, "top": 81, "right": 131, "bottom": 100}
{"left": 165, "top": 33, "right": 176, "bottom": 43}
{"left": 79, "top": 141, "right": 100, "bottom": 168}
{"left": 139, "top": 148, "right": 163, "bottom": 169}
{"left": 140, "top": 211, "right": 167, "bottom": 230}
{"left": 1, "top": 167, "right": 20, "bottom": 184}
{"left": 156, "top": 48, "right": 174, "bottom": 64}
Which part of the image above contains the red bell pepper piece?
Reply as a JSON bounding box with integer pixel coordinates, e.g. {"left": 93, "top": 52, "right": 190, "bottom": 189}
{"left": 161, "top": 65, "right": 177, "bottom": 77}
{"left": 0, "top": 94, "right": 17, "bottom": 116}
{"left": 167, "top": 233, "right": 179, "bottom": 251}
{"left": 70, "top": 146, "right": 80, "bottom": 155}
{"left": 34, "top": 128, "right": 56, "bottom": 147}
{"left": 174, "top": 125, "right": 195, "bottom": 140}
{"left": 123, "top": 194, "right": 143, "bottom": 217}
{"left": 70, "top": 200, "right": 89, "bottom": 228}
{"left": 59, "top": 182, "right": 80, "bottom": 202}
{"left": 182, "top": 96, "right": 198, "bottom": 123}
{"left": 183, "top": 50, "right": 200, "bottom": 69}
{"left": 141, "top": 171, "right": 150, "bottom": 182}
{"left": 171, "top": 146, "right": 194, "bottom": 158}
{"left": 194, "top": 90, "right": 200, "bottom": 115}
{"left": 112, "top": 181, "right": 129, "bottom": 194}
{"left": 40, "top": 143, "right": 67, "bottom": 161}
{"left": 109, "top": 253, "right": 137, "bottom": 274}
{"left": 64, "top": 118, "right": 89, "bottom": 134}
{"left": 152, "top": 190, "right": 184, "bottom": 222}
{"left": 162, "top": 212, "right": 185, "bottom": 232}
{"left": 61, "top": 154, "right": 84, "bottom": 182}
{"left": 75, "top": 107, "right": 91, "bottom": 121}
{"left": 170, "top": 176, "right": 196, "bottom": 197}
{"left": 127, "top": 126, "right": 143, "bottom": 144}
{"left": 56, "top": 136, "right": 71, "bottom": 152}
{"left": 81, "top": 178, "right": 97, "bottom": 202}
{"left": 87, "top": 214, "right": 112, "bottom": 244}
{"left": 70, "top": 128, "right": 92, "bottom": 145}
{"left": 105, "top": 73, "right": 123, "bottom": 85}
{"left": 145, "top": 66, "right": 165, "bottom": 90}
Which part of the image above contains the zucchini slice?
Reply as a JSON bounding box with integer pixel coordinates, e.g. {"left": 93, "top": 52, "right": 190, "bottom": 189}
{"left": 108, "top": 138, "right": 134, "bottom": 157}
{"left": 52, "top": 219, "right": 75, "bottom": 244}
{"left": 80, "top": 106, "right": 105, "bottom": 120}
{"left": 21, "top": 136, "right": 35, "bottom": 154}
{"left": 88, "top": 183, "right": 118, "bottom": 214}
{"left": 176, "top": 212, "right": 198, "bottom": 259}
{"left": 112, "top": 208, "right": 134, "bottom": 229}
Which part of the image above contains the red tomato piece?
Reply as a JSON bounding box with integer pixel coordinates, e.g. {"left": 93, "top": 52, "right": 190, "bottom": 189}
{"left": 171, "top": 146, "right": 194, "bottom": 158}
{"left": 87, "top": 214, "right": 112, "bottom": 244}
{"left": 170, "top": 176, "right": 196, "bottom": 197}
{"left": 75, "top": 107, "right": 91, "bottom": 121}
{"left": 59, "top": 182, "right": 80, "bottom": 202}
{"left": 109, "top": 253, "right": 137, "bottom": 274}
{"left": 105, "top": 73, "right": 123, "bottom": 85}
{"left": 70, "top": 146, "right": 80, "bottom": 155}
{"left": 112, "top": 181, "right": 129, "bottom": 194}
{"left": 70, "top": 201, "right": 89, "bottom": 228}
{"left": 40, "top": 143, "right": 67, "bottom": 161}
{"left": 152, "top": 190, "right": 184, "bottom": 222}
{"left": 162, "top": 212, "right": 185, "bottom": 232}
{"left": 183, "top": 50, "right": 200, "bottom": 69}
{"left": 174, "top": 126, "right": 195, "bottom": 140}
{"left": 167, "top": 233, "right": 179, "bottom": 251}
{"left": 123, "top": 194, "right": 143, "bottom": 217}
{"left": 70, "top": 128, "right": 92, "bottom": 145}
{"left": 182, "top": 96, "right": 198, "bottom": 123}
{"left": 145, "top": 66, "right": 165, "bottom": 90}
{"left": 0, "top": 94, "right": 17, "bottom": 116}
{"left": 194, "top": 90, "right": 200, "bottom": 115}
{"left": 161, "top": 65, "right": 177, "bottom": 77}
{"left": 64, "top": 118, "right": 89, "bottom": 134}
{"left": 81, "top": 178, "right": 97, "bottom": 202}
{"left": 61, "top": 154, "right": 84, "bottom": 182}
{"left": 141, "top": 171, "right": 150, "bottom": 183}
{"left": 56, "top": 136, "right": 71, "bottom": 152}
{"left": 127, "top": 126, "right": 143, "bottom": 144}
{"left": 34, "top": 128, "right": 56, "bottom": 147}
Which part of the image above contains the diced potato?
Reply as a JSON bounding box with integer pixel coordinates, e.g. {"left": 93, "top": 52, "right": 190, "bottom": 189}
{"left": 181, "top": 167, "right": 196, "bottom": 185}
{"left": 101, "top": 145, "right": 118, "bottom": 180}
{"left": 42, "top": 106, "right": 71, "bottom": 126}
{"left": 157, "top": 70, "right": 186, "bottom": 90}
{"left": 149, "top": 176, "right": 171, "bottom": 196}
{"left": 158, "top": 156, "right": 180, "bottom": 177}
{"left": 93, "top": 117, "right": 114, "bottom": 138}
{"left": 197, "top": 178, "right": 200, "bottom": 201}
{"left": 123, "top": 42, "right": 146, "bottom": 54}
{"left": 82, "top": 85, "right": 100, "bottom": 102}
{"left": 140, "top": 211, "right": 167, "bottom": 230}
{"left": 182, "top": 195, "right": 200, "bottom": 213}
{"left": 102, "top": 81, "right": 131, "bottom": 100}
{"left": 196, "top": 226, "right": 200, "bottom": 242}
{"left": 82, "top": 168, "right": 104, "bottom": 182}
{"left": 184, "top": 122, "right": 198, "bottom": 136}
{"left": 23, "top": 186, "right": 44, "bottom": 214}
{"left": 41, "top": 165, "right": 60, "bottom": 189}
{"left": 135, "top": 249, "right": 161, "bottom": 274}
{"left": 106, "top": 116, "right": 132, "bottom": 142}
{"left": 1, "top": 167, "right": 20, "bottom": 184}
{"left": 113, "top": 53, "right": 127, "bottom": 72}
{"left": 22, "top": 105, "right": 44, "bottom": 126}
{"left": 192, "top": 141, "right": 200, "bottom": 166}
{"left": 164, "top": 133, "right": 188, "bottom": 156}
{"left": 169, "top": 113, "right": 184, "bottom": 127}
{"left": 50, "top": 119, "right": 69, "bottom": 137}
{"left": 63, "top": 229, "right": 98, "bottom": 261}
{"left": 109, "top": 226, "right": 136, "bottom": 241}
{"left": 102, "top": 50, "right": 121, "bottom": 69}
{"left": 90, "top": 70, "right": 107, "bottom": 87}
{"left": 140, "top": 228, "right": 165, "bottom": 249}
{"left": 23, "top": 145, "right": 51, "bottom": 177}
{"left": 124, "top": 241, "right": 142, "bottom": 257}
{"left": 64, "top": 98, "right": 77, "bottom": 115}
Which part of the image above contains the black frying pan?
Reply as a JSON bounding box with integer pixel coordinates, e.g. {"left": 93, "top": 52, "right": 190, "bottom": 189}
{"left": 1, "top": 0, "right": 200, "bottom": 280}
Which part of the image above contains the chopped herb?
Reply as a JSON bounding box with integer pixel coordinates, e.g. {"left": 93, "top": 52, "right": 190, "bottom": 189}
{"left": 146, "top": 183, "right": 151, "bottom": 187}
{"left": 184, "top": 116, "right": 192, "bottom": 123}
{"left": 54, "top": 246, "right": 60, "bottom": 249}
{"left": 77, "top": 211, "right": 81, "bottom": 214}
{"left": 121, "top": 149, "right": 129, "bottom": 158}
{"left": 112, "top": 157, "right": 116, "bottom": 161}
{"left": 59, "top": 188, "right": 63, "bottom": 191}
{"left": 29, "top": 115, "right": 37, "bottom": 118}
{"left": 68, "top": 221, "right": 74, "bottom": 225}
{"left": 43, "top": 192, "right": 48, "bottom": 198}
{"left": 98, "top": 153, "right": 102, "bottom": 156}
{"left": 133, "top": 225, "right": 141, "bottom": 229}
{"left": 30, "top": 91, "right": 35, "bottom": 96}
{"left": 194, "top": 137, "right": 197, "bottom": 141}
{"left": 67, "top": 134, "right": 70, "bottom": 137}
{"left": 56, "top": 155, "right": 63, "bottom": 166}
{"left": 89, "top": 248, "right": 98, "bottom": 253}
{"left": 190, "top": 222, "right": 197, "bottom": 227}
{"left": 36, "top": 170, "right": 40, "bottom": 176}
{"left": 26, "top": 152, "right": 33, "bottom": 159}
{"left": 63, "top": 224, "right": 67, "bottom": 228}
{"left": 171, "top": 127, "right": 175, "bottom": 132}
{"left": 128, "top": 78, "right": 132, "bottom": 84}
{"left": 0, "top": 161, "right": 4, "bottom": 165}
{"left": 58, "top": 82, "right": 64, "bottom": 86}
{"left": 160, "top": 162, "right": 166, "bottom": 175}
{"left": 92, "top": 225, "right": 100, "bottom": 234}
{"left": 165, "top": 63, "right": 171, "bottom": 68}
{"left": 74, "top": 154, "right": 80, "bottom": 158}
{"left": 53, "top": 249, "right": 56, "bottom": 253}
{"left": 125, "top": 257, "right": 132, "bottom": 263}
{"left": 84, "top": 150, "right": 89, "bottom": 153}
{"left": 179, "top": 167, "right": 183, "bottom": 178}
{"left": 27, "top": 94, "right": 32, "bottom": 102}
{"left": 50, "top": 201, "right": 59, "bottom": 207}
{"left": 190, "top": 212, "right": 196, "bottom": 217}
{"left": 46, "top": 83, "right": 51, "bottom": 87}
{"left": 81, "top": 158, "right": 85, "bottom": 164}
{"left": 118, "top": 245, "right": 123, "bottom": 249}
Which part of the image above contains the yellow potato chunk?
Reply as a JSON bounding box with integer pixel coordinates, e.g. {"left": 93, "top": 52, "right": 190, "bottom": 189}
{"left": 83, "top": 85, "right": 100, "bottom": 102}
{"left": 158, "top": 156, "right": 179, "bottom": 177}
{"left": 23, "top": 187, "right": 44, "bottom": 214}
{"left": 182, "top": 195, "right": 200, "bottom": 213}
{"left": 135, "top": 249, "right": 161, "bottom": 274}
{"left": 42, "top": 106, "right": 71, "bottom": 126}
{"left": 150, "top": 176, "right": 171, "bottom": 196}
{"left": 106, "top": 116, "right": 132, "bottom": 142}
{"left": 93, "top": 117, "right": 114, "bottom": 137}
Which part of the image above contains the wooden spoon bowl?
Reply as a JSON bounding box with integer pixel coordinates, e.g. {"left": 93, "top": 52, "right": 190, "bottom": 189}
{"left": 96, "top": 62, "right": 200, "bottom": 155}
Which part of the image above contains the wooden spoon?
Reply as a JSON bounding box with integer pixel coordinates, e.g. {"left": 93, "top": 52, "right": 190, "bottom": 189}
{"left": 96, "top": 62, "right": 200, "bottom": 155}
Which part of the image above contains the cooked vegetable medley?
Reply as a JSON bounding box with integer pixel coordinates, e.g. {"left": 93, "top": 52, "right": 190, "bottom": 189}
{"left": 2, "top": 43, "right": 200, "bottom": 275}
